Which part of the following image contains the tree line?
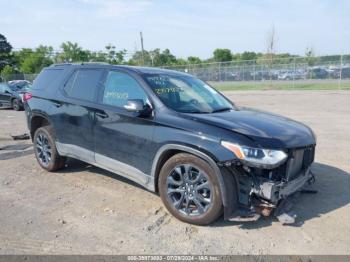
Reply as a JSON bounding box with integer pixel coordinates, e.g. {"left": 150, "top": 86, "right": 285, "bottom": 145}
{"left": 0, "top": 33, "right": 348, "bottom": 77}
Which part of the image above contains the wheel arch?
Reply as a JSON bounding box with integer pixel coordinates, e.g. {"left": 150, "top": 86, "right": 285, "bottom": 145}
{"left": 30, "top": 113, "right": 52, "bottom": 141}
{"left": 151, "top": 144, "right": 229, "bottom": 207}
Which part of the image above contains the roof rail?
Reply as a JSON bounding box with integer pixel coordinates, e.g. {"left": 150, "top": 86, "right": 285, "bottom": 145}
{"left": 50, "top": 63, "right": 73, "bottom": 67}
{"left": 50, "top": 62, "right": 110, "bottom": 67}
{"left": 80, "top": 62, "right": 110, "bottom": 65}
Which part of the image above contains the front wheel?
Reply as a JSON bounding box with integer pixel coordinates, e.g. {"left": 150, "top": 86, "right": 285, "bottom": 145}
{"left": 159, "top": 153, "right": 223, "bottom": 225}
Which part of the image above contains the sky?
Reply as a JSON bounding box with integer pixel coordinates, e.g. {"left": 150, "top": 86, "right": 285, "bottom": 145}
{"left": 1, "top": 0, "right": 349, "bottom": 59}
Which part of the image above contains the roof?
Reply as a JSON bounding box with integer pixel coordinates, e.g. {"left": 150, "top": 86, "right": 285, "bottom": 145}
{"left": 49, "top": 63, "right": 190, "bottom": 76}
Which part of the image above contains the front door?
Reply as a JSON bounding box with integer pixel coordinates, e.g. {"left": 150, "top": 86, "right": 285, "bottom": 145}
{"left": 93, "top": 70, "right": 156, "bottom": 185}
{"left": 0, "top": 84, "right": 12, "bottom": 107}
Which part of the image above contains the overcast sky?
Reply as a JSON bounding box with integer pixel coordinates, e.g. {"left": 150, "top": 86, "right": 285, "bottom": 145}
{"left": 1, "top": 0, "right": 349, "bottom": 59}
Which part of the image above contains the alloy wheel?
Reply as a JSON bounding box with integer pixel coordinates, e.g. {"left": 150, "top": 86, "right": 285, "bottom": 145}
{"left": 35, "top": 132, "right": 52, "bottom": 167}
{"left": 166, "top": 164, "right": 213, "bottom": 216}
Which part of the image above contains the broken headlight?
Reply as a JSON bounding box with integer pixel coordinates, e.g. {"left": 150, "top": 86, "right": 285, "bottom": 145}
{"left": 221, "top": 141, "right": 288, "bottom": 168}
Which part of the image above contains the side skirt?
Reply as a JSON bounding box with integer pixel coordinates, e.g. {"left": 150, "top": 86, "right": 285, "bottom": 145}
{"left": 56, "top": 142, "right": 155, "bottom": 191}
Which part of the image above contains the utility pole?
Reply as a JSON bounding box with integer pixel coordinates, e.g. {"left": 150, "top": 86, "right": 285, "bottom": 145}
{"left": 140, "top": 31, "right": 145, "bottom": 65}
{"left": 338, "top": 52, "right": 343, "bottom": 90}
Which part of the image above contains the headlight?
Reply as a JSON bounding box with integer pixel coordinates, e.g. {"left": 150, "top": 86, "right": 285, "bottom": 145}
{"left": 221, "top": 141, "right": 287, "bottom": 168}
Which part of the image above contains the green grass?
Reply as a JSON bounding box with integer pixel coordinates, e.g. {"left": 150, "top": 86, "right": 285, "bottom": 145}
{"left": 210, "top": 81, "right": 350, "bottom": 91}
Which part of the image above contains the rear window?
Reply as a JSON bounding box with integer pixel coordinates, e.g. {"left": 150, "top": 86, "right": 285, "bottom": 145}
{"left": 32, "top": 69, "right": 63, "bottom": 90}
{"left": 64, "top": 69, "right": 103, "bottom": 102}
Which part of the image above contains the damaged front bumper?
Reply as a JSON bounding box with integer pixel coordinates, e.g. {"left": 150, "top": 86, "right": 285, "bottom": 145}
{"left": 221, "top": 164, "right": 316, "bottom": 224}
{"left": 252, "top": 166, "right": 313, "bottom": 203}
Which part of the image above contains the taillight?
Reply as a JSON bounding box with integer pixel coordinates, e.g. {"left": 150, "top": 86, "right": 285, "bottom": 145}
{"left": 23, "top": 92, "right": 33, "bottom": 102}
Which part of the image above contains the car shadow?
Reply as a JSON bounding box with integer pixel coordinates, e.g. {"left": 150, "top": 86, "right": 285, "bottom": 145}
{"left": 56, "top": 160, "right": 350, "bottom": 228}
{"left": 211, "top": 162, "right": 350, "bottom": 228}
{"left": 0, "top": 143, "right": 33, "bottom": 160}
{"left": 57, "top": 158, "right": 150, "bottom": 192}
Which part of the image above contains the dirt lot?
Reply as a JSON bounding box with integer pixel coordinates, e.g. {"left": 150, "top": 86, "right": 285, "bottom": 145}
{"left": 0, "top": 90, "right": 349, "bottom": 255}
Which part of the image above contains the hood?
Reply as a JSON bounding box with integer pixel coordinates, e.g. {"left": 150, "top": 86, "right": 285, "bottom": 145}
{"left": 187, "top": 107, "right": 316, "bottom": 149}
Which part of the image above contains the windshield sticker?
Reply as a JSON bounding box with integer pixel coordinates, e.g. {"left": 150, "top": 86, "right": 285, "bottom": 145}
{"left": 154, "top": 87, "right": 183, "bottom": 94}
{"left": 105, "top": 91, "right": 129, "bottom": 99}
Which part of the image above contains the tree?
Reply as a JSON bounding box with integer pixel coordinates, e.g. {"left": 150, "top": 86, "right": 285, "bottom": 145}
{"left": 104, "top": 44, "right": 126, "bottom": 64}
{"left": 1, "top": 65, "right": 16, "bottom": 81}
{"left": 187, "top": 56, "right": 202, "bottom": 64}
{"left": 130, "top": 48, "right": 177, "bottom": 66}
{"left": 305, "top": 47, "right": 316, "bottom": 66}
{"left": 158, "top": 49, "right": 177, "bottom": 65}
{"left": 213, "top": 48, "right": 232, "bottom": 62}
{"left": 57, "top": 42, "right": 90, "bottom": 62}
{"left": 0, "top": 34, "right": 13, "bottom": 71}
{"left": 129, "top": 50, "right": 151, "bottom": 66}
{"left": 15, "top": 46, "right": 54, "bottom": 73}
{"left": 241, "top": 51, "right": 258, "bottom": 61}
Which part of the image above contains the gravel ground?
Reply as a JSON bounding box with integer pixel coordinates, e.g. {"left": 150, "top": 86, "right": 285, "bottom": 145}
{"left": 0, "top": 90, "right": 349, "bottom": 255}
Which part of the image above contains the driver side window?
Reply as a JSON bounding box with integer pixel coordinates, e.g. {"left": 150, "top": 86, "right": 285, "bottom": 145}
{"left": 102, "top": 71, "right": 147, "bottom": 107}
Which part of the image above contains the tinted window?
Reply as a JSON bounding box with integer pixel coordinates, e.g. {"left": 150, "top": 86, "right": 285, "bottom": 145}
{"left": 0, "top": 83, "right": 10, "bottom": 93}
{"left": 64, "top": 69, "right": 103, "bottom": 102}
{"left": 102, "top": 71, "right": 147, "bottom": 107}
{"left": 9, "top": 81, "right": 31, "bottom": 91}
{"left": 0, "top": 83, "right": 5, "bottom": 93}
{"left": 33, "top": 69, "right": 63, "bottom": 90}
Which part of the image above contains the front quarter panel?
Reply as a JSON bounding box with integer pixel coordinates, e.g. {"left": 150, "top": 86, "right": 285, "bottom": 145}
{"left": 151, "top": 111, "right": 256, "bottom": 165}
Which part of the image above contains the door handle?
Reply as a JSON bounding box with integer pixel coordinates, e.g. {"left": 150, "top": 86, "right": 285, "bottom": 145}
{"left": 52, "top": 101, "right": 63, "bottom": 108}
{"left": 95, "top": 111, "right": 108, "bottom": 119}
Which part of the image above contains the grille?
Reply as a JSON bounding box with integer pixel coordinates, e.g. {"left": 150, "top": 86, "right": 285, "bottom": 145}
{"left": 285, "top": 146, "right": 315, "bottom": 181}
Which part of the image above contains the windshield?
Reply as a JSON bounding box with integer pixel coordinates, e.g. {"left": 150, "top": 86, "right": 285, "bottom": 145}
{"left": 144, "top": 74, "right": 234, "bottom": 113}
{"left": 8, "top": 81, "right": 32, "bottom": 91}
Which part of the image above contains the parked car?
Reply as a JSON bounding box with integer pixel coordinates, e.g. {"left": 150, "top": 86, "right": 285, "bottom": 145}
{"left": 308, "top": 67, "right": 329, "bottom": 79}
{"left": 277, "top": 70, "right": 306, "bottom": 80}
{"left": 0, "top": 80, "right": 31, "bottom": 110}
{"left": 23, "top": 63, "right": 316, "bottom": 225}
{"left": 330, "top": 67, "right": 350, "bottom": 79}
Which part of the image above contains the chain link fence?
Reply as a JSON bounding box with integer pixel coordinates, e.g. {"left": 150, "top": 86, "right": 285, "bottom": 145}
{"left": 0, "top": 73, "right": 37, "bottom": 83}
{"left": 1, "top": 56, "right": 350, "bottom": 89}
{"left": 164, "top": 56, "right": 350, "bottom": 89}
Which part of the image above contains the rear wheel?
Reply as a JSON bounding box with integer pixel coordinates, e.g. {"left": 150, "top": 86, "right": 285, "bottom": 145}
{"left": 159, "top": 153, "right": 223, "bottom": 225}
{"left": 33, "top": 126, "right": 66, "bottom": 171}
{"left": 12, "top": 99, "right": 22, "bottom": 111}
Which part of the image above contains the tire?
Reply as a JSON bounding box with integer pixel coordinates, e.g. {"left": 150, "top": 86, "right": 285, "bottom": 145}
{"left": 12, "top": 99, "right": 22, "bottom": 111}
{"left": 33, "top": 125, "right": 66, "bottom": 171}
{"left": 159, "top": 153, "right": 223, "bottom": 225}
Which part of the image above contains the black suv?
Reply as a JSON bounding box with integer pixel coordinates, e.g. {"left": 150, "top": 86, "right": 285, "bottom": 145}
{"left": 24, "top": 63, "right": 316, "bottom": 225}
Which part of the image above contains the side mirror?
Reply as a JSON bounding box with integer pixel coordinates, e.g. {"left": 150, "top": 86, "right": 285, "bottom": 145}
{"left": 124, "top": 99, "right": 145, "bottom": 112}
{"left": 124, "top": 99, "right": 153, "bottom": 117}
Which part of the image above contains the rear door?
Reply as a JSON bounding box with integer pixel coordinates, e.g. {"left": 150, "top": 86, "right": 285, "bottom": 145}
{"left": 93, "top": 70, "right": 157, "bottom": 183}
{"left": 53, "top": 68, "right": 105, "bottom": 163}
{"left": 0, "top": 83, "right": 12, "bottom": 107}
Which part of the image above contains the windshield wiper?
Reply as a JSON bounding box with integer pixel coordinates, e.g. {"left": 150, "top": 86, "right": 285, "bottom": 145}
{"left": 183, "top": 110, "right": 210, "bottom": 114}
{"left": 211, "top": 107, "right": 232, "bottom": 113}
